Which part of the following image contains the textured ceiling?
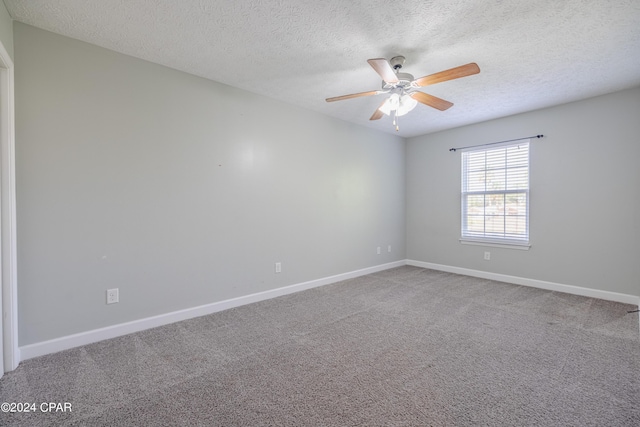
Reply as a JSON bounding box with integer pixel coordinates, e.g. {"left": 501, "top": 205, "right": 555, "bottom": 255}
{"left": 5, "top": 0, "right": 640, "bottom": 137}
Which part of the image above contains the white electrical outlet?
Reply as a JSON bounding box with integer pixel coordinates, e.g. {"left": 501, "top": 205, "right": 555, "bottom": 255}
{"left": 377, "top": 246, "right": 381, "bottom": 255}
{"left": 275, "top": 262, "right": 282, "bottom": 273}
{"left": 484, "top": 251, "right": 491, "bottom": 261}
{"left": 106, "top": 288, "right": 119, "bottom": 304}
{"left": 388, "top": 245, "right": 392, "bottom": 253}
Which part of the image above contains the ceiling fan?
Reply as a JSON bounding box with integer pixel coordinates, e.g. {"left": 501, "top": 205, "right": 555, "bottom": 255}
{"left": 326, "top": 56, "right": 480, "bottom": 131}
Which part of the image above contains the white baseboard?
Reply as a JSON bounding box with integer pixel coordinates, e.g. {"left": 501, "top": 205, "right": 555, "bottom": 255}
{"left": 406, "top": 259, "right": 640, "bottom": 306}
{"left": 19, "top": 260, "right": 406, "bottom": 361}
{"left": 17, "top": 258, "right": 640, "bottom": 361}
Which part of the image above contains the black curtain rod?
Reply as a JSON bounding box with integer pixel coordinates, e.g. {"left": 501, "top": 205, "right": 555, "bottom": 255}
{"left": 449, "top": 134, "right": 544, "bottom": 152}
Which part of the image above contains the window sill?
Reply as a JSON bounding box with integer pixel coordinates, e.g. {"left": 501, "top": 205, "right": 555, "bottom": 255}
{"left": 460, "top": 238, "right": 531, "bottom": 250}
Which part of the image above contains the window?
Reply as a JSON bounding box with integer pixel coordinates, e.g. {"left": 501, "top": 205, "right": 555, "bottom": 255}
{"left": 461, "top": 141, "right": 529, "bottom": 247}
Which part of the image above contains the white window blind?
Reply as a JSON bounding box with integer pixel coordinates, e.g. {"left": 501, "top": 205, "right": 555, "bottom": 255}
{"left": 461, "top": 140, "right": 529, "bottom": 246}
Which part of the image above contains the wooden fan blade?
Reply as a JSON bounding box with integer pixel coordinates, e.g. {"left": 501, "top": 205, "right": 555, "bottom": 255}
{"left": 326, "top": 90, "right": 379, "bottom": 102}
{"left": 414, "top": 63, "right": 480, "bottom": 87}
{"left": 370, "top": 100, "right": 387, "bottom": 120}
{"left": 367, "top": 58, "right": 399, "bottom": 84}
{"left": 410, "top": 92, "right": 454, "bottom": 111}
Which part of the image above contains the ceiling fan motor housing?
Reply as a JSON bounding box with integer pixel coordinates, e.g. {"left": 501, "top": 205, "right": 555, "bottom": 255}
{"left": 382, "top": 71, "right": 415, "bottom": 90}
{"left": 382, "top": 55, "right": 414, "bottom": 90}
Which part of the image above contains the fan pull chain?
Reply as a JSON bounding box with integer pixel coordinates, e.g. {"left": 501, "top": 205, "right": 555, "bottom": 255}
{"left": 393, "top": 110, "right": 399, "bottom": 132}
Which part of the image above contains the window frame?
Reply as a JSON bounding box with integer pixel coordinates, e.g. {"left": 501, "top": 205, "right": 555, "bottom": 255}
{"left": 460, "top": 140, "right": 531, "bottom": 249}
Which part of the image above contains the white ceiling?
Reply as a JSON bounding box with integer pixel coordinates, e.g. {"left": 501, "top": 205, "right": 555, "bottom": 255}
{"left": 5, "top": 0, "right": 640, "bottom": 138}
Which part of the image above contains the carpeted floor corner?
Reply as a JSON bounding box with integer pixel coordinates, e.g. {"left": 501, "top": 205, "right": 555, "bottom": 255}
{"left": 1, "top": 266, "right": 639, "bottom": 426}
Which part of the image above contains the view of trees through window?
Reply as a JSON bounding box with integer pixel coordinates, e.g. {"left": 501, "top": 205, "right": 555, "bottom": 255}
{"left": 462, "top": 142, "right": 529, "bottom": 242}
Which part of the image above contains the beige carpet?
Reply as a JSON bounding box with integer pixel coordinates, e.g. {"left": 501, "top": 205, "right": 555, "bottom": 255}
{"left": 1, "top": 266, "right": 639, "bottom": 426}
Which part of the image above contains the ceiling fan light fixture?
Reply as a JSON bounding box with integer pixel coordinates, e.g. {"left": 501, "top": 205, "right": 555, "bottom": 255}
{"left": 397, "top": 94, "right": 418, "bottom": 116}
{"left": 378, "top": 93, "right": 399, "bottom": 116}
{"left": 378, "top": 93, "right": 417, "bottom": 117}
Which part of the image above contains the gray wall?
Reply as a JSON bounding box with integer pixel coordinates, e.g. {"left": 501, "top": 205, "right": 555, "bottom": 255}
{"left": 0, "top": 1, "right": 12, "bottom": 60}
{"left": 407, "top": 87, "right": 640, "bottom": 296}
{"left": 15, "top": 23, "right": 406, "bottom": 346}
